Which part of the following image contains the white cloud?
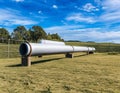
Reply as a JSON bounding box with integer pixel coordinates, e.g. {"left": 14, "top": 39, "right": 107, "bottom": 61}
{"left": 100, "top": 11, "right": 120, "bottom": 22}
{"left": 82, "top": 3, "right": 99, "bottom": 12}
{"left": 0, "top": 8, "right": 37, "bottom": 26}
{"left": 45, "top": 25, "right": 84, "bottom": 33}
{"left": 52, "top": 5, "right": 58, "bottom": 9}
{"left": 86, "top": 31, "right": 120, "bottom": 39}
{"left": 71, "top": 0, "right": 120, "bottom": 25}
{"left": 85, "top": 31, "right": 120, "bottom": 43}
{"left": 94, "top": 0, "right": 101, "bottom": 5}
{"left": 102, "top": 0, "right": 120, "bottom": 11}
{"left": 38, "top": 10, "right": 42, "bottom": 14}
{"left": 98, "top": 0, "right": 120, "bottom": 23}
{"left": 66, "top": 13, "right": 96, "bottom": 23}
{"left": 10, "top": 19, "right": 37, "bottom": 25}
{"left": 45, "top": 25, "right": 120, "bottom": 43}
{"left": 12, "top": 0, "right": 24, "bottom": 2}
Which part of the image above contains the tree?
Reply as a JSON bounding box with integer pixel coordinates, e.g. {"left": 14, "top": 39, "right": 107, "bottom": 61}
{"left": 29, "top": 29, "right": 35, "bottom": 41}
{"left": 0, "top": 28, "right": 10, "bottom": 43}
{"left": 11, "top": 26, "right": 30, "bottom": 41}
{"left": 30, "top": 26, "right": 47, "bottom": 42}
{"left": 51, "top": 33, "right": 62, "bottom": 41}
{"left": 47, "top": 33, "right": 52, "bottom": 40}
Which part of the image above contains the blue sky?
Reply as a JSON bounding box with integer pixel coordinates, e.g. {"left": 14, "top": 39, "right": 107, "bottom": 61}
{"left": 0, "top": 0, "right": 120, "bottom": 43}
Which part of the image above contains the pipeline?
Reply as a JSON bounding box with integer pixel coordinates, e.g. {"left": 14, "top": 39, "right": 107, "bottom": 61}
{"left": 39, "top": 39, "right": 65, "bottom": 45}
{"left": 19, "top": 40, "right": 95, "bottom": 56}
{"left": 19, "top": 40, "right": 95, "bottom": 66}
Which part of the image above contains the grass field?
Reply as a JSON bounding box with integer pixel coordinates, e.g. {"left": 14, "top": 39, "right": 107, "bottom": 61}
{"left": 0, "top": 53, "right": 120, "bottom": 93}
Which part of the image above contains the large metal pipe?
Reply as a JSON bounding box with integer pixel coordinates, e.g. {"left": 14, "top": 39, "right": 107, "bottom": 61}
{"left": 40, "top": 39, "right": 65, "bottom": 45}
{"left": 19, "top": 40, "right": 95, "bottom": 66}
{"left": 19, "top": 43, "right": 73, "bottom": 56}
{"left": 19, "top": 40, "right": 95, "bottom": 56}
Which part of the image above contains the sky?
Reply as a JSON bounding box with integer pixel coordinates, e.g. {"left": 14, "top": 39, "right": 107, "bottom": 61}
{"left": 0, "top": 0, "right": 120, "bottom": 43}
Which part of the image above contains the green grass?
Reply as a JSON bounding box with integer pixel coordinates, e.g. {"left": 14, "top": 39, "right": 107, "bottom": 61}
{"left": 0, "top": 53, "right": 120, "bottom": 93}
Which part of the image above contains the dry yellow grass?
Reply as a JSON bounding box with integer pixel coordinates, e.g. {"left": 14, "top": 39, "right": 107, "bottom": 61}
{"left": 0, "top": 53, "right": 120, "bottom": 93}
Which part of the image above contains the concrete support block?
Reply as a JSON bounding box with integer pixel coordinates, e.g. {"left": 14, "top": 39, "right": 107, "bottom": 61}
{"left": 87, "top": 51, "right": 94, "bottom": 55}
{"left": 21, "top": 56, "right": 31, "bottom": 66}
{"left": 38, "top": 55, "right": 42, "bottom": 57}
{"left": 65, "top": 53, "right": 73, "bottom": 58}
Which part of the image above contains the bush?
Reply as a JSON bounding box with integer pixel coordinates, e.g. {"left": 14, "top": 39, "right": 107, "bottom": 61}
{"left": 107, "top": 52, "right": 119, "bottom": 55}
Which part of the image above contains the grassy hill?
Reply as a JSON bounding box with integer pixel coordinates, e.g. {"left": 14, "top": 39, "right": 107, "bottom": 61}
{"left": 0, "top": 53, "right": 120, "bottom": 93}
{"left": 66, "top": 42, "right": 120, "bottom": 53}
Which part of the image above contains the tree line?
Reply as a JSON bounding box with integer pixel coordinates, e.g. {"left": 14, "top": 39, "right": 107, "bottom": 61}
{"left": 0, "top": 25, "right": 63, "bottom": 43}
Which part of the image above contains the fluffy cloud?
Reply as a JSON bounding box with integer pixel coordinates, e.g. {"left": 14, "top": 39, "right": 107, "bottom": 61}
{"left": 82, "top": 3, "right": 99, "bottom": 12}
{"left": 71, "top": 0, "right": 120, "bottom": 24}
{"left": 100, "top": 11, "right": 120, "bottom": 23}
{"left": 38, "top": 10, "right": 42, "bottom": 14}
{"left": 52, "top": 5, "right": 58, "bottom": 9}
{"left": 0, "top": 8, "right": 37, "bottom": 26}
{"left": 45, "top": 25, "right": 120, "bottom": 43}
{"left": 12, "top": 0, "right": 24, "bottom": 2}
{"left": 66, "top": 13, "right": 96, "bottom": 23}
{"left": 94, "top": 0, "right": 101, "bottom": 5}
{"left": 98, "top": 0, "right": 120, "bottom": 23}
{"left": 102, "top": 0, "right": 120, "bottom": 11}
{"left": 45, "top": 25, "right": 84, "bottom": 34}
{"left": 9, "top": 19, "right": 37, "bottom": 25}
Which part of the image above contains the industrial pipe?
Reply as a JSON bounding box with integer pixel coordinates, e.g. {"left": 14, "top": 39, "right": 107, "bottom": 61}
{"left": 19, "top": 43, "right": 73, "bottom": 56}
{"left": 39, "top": 39, "right": 65, "bottom": 45}
{"left": 19, "top": 40, "right": 95, "bottom": 56}
{"left": 19, "top": 40, "right": 95, "bottom": 66}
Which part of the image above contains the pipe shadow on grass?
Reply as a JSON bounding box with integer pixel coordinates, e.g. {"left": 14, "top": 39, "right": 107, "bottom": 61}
{"left": 31, "top": 54, "right": 88, "bottom": 66}
{"left": 74, "top": 53, "right": 88, "bottom": 57}
{"left": 6, "top": 64, "right": 22, "bottom": 67}
{"left": 6, "top": 54, "right": 89, "bottom": 67}
{"left": 6, "top": 57, "right": 64, "bottom": 67}
{"left": 31, "top": 57, "right": 64, "bottom": 65}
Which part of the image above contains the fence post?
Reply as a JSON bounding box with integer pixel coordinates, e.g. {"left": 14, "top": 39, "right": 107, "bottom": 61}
{"left": 8, "top": 39, "right": 10, "bottom": 58}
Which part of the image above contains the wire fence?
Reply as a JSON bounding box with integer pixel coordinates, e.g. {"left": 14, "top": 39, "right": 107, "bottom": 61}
{"left": 0, "top": 39, "right": 24, "bottom": 58}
